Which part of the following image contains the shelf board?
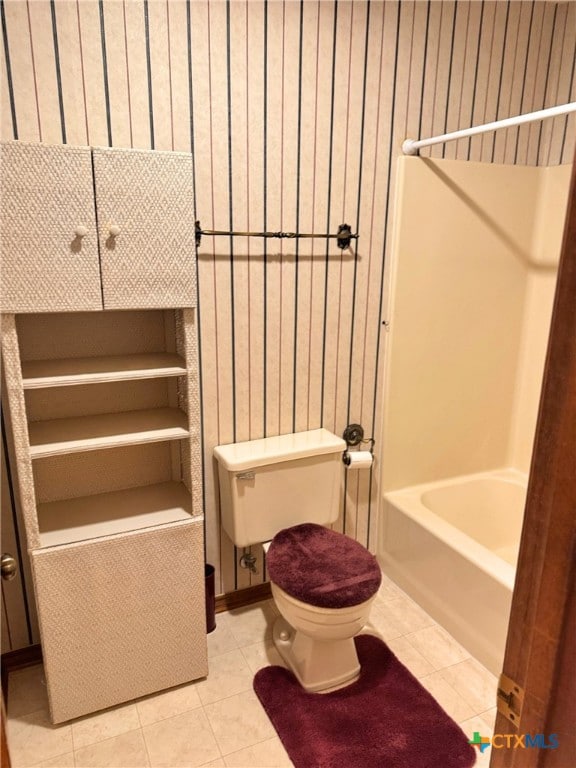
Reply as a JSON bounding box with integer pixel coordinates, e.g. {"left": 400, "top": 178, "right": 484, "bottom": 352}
{"left": 37, "top": 481, "right": 196, "bottom": 547}
{"left": 21, "top": 353, "right": 187, "bottom": 389}
{"left": 29, "top": 408, "right": 189, "bottom": 458}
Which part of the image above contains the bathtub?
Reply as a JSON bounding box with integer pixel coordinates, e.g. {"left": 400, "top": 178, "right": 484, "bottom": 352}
{"left": 379, "top": 469, "right": 527, "bottom": 675}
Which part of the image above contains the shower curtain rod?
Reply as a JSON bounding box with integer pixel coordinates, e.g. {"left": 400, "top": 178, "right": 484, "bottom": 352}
{"left": 402, "top": 102, "right": 576, "bottom": 156}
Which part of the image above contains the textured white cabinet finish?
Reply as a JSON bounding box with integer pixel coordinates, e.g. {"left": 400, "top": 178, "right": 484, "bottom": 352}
{"left": 2, "top": 308, "right": 208, "bottom": 723}
{"left": 1, "top": 141, "right": 197, "bottom": 312}
{"left": 1, "top": 141, "right": 206, "bottom": 722}
{"left": 0, "top": 142, "right": 102, "bottom": 313}
{"left": 32, "top": 520, "right": 205, "bottom": 724}
{"left": 93, "top": 148, "right": 197, "bottom": 310}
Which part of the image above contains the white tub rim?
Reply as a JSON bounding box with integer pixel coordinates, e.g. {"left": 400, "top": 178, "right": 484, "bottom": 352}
{"left": 383, "top": 467, "right": 527, "bottom": 592}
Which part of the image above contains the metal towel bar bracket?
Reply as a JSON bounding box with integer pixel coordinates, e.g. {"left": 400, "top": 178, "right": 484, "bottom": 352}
{"left": 195, "top": 221, "right": 357, "bottom": 250}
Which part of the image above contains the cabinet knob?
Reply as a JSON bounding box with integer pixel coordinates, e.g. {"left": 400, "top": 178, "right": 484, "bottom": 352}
{"left": 75, "top": 225, "right": 88, "bottom": 238}
{"left": 1, "top": 553, "right": 17, "bottom": 581}
{"left": 108, "top": 224, "right": 121, "bottom": 237}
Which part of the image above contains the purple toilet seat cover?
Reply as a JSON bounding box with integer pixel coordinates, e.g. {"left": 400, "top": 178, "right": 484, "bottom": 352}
{"left": 267, "top": 523, "right": 382, "bottom": 609}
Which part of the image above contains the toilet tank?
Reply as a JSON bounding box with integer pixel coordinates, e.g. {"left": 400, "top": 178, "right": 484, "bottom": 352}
{"left": 214, "top": 429, "right": 346, "bottom": 548}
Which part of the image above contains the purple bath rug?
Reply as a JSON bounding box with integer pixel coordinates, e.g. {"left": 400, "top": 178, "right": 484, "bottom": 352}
{"left": 253, "top": 634, "right": 476, "bottom": 768}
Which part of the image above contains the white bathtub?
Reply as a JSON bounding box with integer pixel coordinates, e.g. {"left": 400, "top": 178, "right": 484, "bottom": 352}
{"left": 379, "top": 469, "right": 527, "bottom": 674}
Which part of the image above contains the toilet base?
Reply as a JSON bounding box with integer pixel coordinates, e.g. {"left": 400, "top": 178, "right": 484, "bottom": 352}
{"left": 272, "top": 616, "right": 361, "bottom": 693}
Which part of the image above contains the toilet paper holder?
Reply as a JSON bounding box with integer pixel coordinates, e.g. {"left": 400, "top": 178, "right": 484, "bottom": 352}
{"left": 342, "top": 424, "right": 375, "bottom": 465}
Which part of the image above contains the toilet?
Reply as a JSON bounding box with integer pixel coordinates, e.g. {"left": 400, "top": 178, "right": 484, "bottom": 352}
{"left": 214, "top": 428, "right": 382, "bottom": 693}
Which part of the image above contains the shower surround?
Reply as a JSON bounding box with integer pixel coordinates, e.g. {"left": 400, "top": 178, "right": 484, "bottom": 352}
{"left": 379, "top": 156, "right": 571, "bottom": 672}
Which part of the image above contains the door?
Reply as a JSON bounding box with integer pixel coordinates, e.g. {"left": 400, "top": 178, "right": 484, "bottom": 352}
{"left": 1, "top": 694, "right": 10, "bottom": 768}
{"left": 0, "top": 142, "right": 102, "bottom": 313}
{"left": 1, "top": 418, "right": 37, "bottom": 650}
{"left": 490, "top": 158, "right": 576, "bottom": 766}
{"left": 92, "top": 148, "right": 197, "bottom": 310}
{"left": 32, "top": 518, "right": 207, "bottom": 723}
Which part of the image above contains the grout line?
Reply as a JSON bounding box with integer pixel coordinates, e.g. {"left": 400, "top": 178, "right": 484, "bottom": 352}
{"left": 131, "top": 696, "right": 152, "bottom": 768}
{"left": 139, "top": 719, "right": 153, "bottom": 768}
{"left": 221, "top": 732, "right": 285, "bottom": 763}
{"left": 73, "top": 727, "right": 143, "bottom": 761}
{"left": 69, "top": 709, "right": 76, "bottom": 758}
{"left": 200, "top": 697, "right": 225, "bottom": 763}
{"left": 201, "top": 685, "right": 256, "bottom": 710}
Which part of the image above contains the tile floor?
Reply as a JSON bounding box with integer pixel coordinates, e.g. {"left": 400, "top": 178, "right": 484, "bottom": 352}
{"left": 6, "top": 573, "right": 498, "bottom": 768}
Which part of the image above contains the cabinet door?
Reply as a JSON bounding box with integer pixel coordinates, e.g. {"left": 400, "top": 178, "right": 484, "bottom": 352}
{"left": 92, "top": 148, "right": 197, "bottom": 310}
{"left": 0, "top": 142, "right": 103, "bottom": 313}
{"left": 31, "top": 519, "right": 207, "bottom": 723}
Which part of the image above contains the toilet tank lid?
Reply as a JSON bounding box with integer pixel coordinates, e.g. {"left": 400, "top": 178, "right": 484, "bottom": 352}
{"left": 214, "top": 429, "right": 346, "bottom": 471}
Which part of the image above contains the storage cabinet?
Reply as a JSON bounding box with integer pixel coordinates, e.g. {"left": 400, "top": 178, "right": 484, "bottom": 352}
{"left": 1, "top": 140, "right": 207, "bottom": 724}
{"left": 2, "top": 309, "right": 207, "bottom": 722}
{"left": 0, "top": 142, "right": 102, "bottom": 313}
{"left": 32, "top": 520, "right": 205, "bottom": 724}
{"left": 0, "top": 141, "right": 197, "bottom": 313}
{"left": 93, "top": 148, "right": 197, "bottom": 309}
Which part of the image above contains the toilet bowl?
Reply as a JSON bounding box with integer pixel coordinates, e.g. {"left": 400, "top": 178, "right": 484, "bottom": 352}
{"left": 271, "top": 585, "right": 377, "bottom": 692}
{"left": 266, "top": 523, "right": 381, "bottom": 692}
{"left": 213, "top": 429, "right": 381, "bottom": 693}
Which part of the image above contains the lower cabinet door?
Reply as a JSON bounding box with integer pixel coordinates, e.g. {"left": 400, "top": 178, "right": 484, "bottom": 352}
{"left": 31, "top": 519, "right": 207, "bottom": 723}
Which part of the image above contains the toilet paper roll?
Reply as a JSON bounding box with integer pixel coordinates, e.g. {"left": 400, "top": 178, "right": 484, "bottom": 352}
{"left": 344, "top": 451, "right": 373, "bottom": 469}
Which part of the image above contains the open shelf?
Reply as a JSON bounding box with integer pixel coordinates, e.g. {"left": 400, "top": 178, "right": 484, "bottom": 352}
{"left": 21, "top": 353, "right": 187, "bottom": 389}
{"left": 29, "top": 408, "right": 189, "bottom": 458}
{"left": 37, "top": 481, "right": 196, "bottom": 547}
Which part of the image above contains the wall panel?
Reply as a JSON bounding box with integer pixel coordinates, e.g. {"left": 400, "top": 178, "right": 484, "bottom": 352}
{"left": 2, "top": 0, "right": 40, "bottom": 141}
{"left": 76, "top": 0, "right": 109, "bottom": 147}
{"left": 556, "top": 2, "right": 576, "bottom": 165}
{"left": 246, "top": 1, "right": 266, "bottom": 443}
{"left": 0, "top": 23, "right": 12, "bottom": 142}
{"left": 53, "top": 1, "right": 90, "bottom": 147}
{"left": 1, "top": 0, "right": 574, "bottom": 606}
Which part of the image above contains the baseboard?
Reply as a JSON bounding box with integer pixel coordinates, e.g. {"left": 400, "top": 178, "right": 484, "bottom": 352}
{"left": 1, "top": 644, "right": 43, "bottom": 695}
{"left": 215, "top": 582, "right": 272, "bottom": 613}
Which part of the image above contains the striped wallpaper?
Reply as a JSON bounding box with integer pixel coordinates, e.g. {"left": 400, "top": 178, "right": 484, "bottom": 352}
{"left": 1, "top": 0, "right": 575, "bottom": 639}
